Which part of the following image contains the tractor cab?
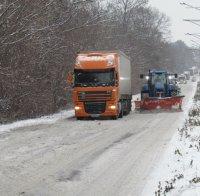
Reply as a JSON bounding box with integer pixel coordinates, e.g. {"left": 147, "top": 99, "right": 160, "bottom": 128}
{"left": 149, "top": 71, "right": 168, "bottom": 95}
{"left": 140, "top": 70, "right": 178, "bottom": 98}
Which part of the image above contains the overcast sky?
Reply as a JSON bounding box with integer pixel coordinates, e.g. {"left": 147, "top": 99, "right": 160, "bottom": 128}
{"left": 148, "top": 0, "right": 200, "bottom": 46}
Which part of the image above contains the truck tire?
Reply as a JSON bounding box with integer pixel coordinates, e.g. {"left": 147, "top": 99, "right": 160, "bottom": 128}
{"left": 76, "top": 117, "right": 84, "bottom": 120}
{"left": 129, "top": 99, "right": 132, "bottom": 112}
{"left": 122, "top": 99, "right": 131, "bottom": 116}
{"left": 112, "top": 115, "right": 118, "bottom": 120}
{"left": 118, "top": 101, "right": 123, "bottom": 118}
{"left": 119, "top": 108, "right": 124, "bottom": 118}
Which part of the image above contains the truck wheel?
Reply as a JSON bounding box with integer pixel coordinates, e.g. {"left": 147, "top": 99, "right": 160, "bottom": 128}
{"left": 125, "top": 99, "right": 132, "bottom": 115}
{"left": 119, "top": 109, "right": 124, "bottom": 118}
{"left": 76, "top": 117, "right": 84, "bottom": 120}
{"left": 112, "top": 115, "right": 118, "bottom": 120}
{"left": 125, "top": 99, "right": 131, "bottom": 114}
{"left": 119, "top": 101, "right": 123, "bottom": 118}
{"left": 129, "top": 99, "right": 132, "bottom": 112}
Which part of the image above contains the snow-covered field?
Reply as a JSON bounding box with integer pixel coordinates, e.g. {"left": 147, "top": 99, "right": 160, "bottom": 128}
{"left": 0, "top": 82, "right": 197, "bottom": 196}
{"left": 142, "top": 81, "right": 200, "bottom": 196}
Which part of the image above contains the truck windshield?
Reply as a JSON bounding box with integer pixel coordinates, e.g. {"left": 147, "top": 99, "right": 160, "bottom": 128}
{"left": 74, "top": 69, "right": 115, "bottom": 87}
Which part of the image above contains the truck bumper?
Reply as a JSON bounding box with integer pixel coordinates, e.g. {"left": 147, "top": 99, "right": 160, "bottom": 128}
{"left": 74, "top": 101, "right": 119, "bottom": 118}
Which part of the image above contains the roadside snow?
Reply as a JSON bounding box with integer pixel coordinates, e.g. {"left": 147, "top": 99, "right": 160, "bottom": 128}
{"left": 0, "top": 110, "right": 74, "bottom": 134}
{"left": 132, "top": 94, "right": 140, "bottom": 100}
{"left": 0, "top": 94, "right": 140, "bottom": 134}
{"left": 142, "top": 81, "right": 200, "bottom": 196}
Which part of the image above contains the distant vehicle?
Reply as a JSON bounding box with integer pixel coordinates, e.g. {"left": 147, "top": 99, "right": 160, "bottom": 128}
{"left": 184, "top": 71, "right": 190, "bottom": 80}
{"left": 178, "top": 74, "right": 187, "bottom": 84}
{"left": 170, "top": 77, "right": 178, "bottom": 85}
{"left": 193, "top": 66, "right": 198, "bottom": 75}
{"left": 189, "top": 68, "right": 194, "bottom": 76}
{"left": 192, "top": 76, "right": 197, "bottom": 82}
{"left": 135, "top": 69, "right": 184, "bottom": 110}
{"left": 67, "top": 51, "right": 132, "bottom": 120}
{"left": 189, "top": 66, "right": 198, "bottom": 76}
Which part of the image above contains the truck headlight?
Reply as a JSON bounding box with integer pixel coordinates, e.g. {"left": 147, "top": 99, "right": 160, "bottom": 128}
{"left": 109, "top": 105, "right": 116, "bottom": 110}
{"left": 75, "top": 106, "right": 81, "bottom": 110}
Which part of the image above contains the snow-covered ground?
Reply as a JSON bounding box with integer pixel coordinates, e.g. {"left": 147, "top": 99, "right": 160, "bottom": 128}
{"left": 0, "top": 82, "right": 196, "bottom": 196}
{"left": 142, "top": 81, "right": 200, "bottom": 196}
{"left": 0, "top": 110, "right": 74, "bottom": 134}
{"left": 0, "top": 94, "right": 140, "bottom": 134}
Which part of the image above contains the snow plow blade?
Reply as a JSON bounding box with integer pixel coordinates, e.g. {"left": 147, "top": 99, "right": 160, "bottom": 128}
{"left": 135, "top": 96, "right": 185, "bottom": 110}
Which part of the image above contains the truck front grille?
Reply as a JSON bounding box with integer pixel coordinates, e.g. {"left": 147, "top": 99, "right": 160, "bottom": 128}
{"left": 84, "top": 102, "right": 106, "bottom": 114}
{"left": 78, "top": 91, "right": 112, "bottom": 101}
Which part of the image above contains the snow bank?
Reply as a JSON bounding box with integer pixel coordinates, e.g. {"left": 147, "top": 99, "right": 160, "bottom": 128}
{"left": 0, "top": 110, "right": 74, "bottom": 134}
{"left": 132, "top": 94, "right": 140, "bottom": 101}
{"left": 132, "top": 94, "right": 140, "bottom": 110}
{"left": 142, "top": 81, "right": 199, "bottom": 196}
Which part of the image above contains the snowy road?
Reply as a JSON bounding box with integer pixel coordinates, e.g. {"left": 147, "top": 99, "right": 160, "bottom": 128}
{"left": 0, "top": 82, "right": 197, "bottom": 196}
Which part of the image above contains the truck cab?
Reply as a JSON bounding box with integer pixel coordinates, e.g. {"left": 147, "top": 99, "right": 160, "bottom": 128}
{"left": 69, "top": 51, "right": 132, "bottom": 119}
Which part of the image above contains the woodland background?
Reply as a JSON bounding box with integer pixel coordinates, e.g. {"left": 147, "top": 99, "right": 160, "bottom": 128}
{"left": 0, "top": 0, "right": 197, "bottom": 122}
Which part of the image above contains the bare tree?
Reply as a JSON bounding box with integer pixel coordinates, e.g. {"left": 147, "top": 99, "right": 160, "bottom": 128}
{"left": 0, "top": 0, "right": 195, "bottom": 122}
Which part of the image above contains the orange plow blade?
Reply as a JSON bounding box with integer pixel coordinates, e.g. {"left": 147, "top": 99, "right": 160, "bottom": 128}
{"left": 135, "top": 96, "right": 184, "bottom": 110}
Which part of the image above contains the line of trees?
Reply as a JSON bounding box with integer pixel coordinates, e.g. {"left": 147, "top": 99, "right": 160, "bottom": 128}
{"left": 0, "top": 0, "right": 196, "bottom": 122}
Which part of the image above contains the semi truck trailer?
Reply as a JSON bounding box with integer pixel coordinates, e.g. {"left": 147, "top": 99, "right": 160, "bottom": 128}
{"left": 68, "top": 51, "right": 132, "bottom": 120}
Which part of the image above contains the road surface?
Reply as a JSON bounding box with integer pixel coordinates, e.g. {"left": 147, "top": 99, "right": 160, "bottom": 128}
{"left": 0, "top": 81, "right": 196, "bottom": 196}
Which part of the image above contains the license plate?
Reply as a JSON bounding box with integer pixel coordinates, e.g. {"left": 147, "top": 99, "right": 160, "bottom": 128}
{"left": 90, "top": 114, "right": 100, "bottom": 118}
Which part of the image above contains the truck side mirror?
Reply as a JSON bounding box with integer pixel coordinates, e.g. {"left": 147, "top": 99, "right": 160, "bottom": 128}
{"left": 116, "top": 80, "right": 119, "bottom": 86}
{"left": 140, "top": 74, "right": 144, "bottom": 79}
{"left": 66, "top": 72, "right": 74, "bottom": 85}
{"left": 174, "top": 74, "right": 178, "bottom": 78}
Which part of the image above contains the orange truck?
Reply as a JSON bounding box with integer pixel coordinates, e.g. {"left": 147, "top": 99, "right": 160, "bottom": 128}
{"left": 69, "top": 51, "right": 132, "bottom": 120}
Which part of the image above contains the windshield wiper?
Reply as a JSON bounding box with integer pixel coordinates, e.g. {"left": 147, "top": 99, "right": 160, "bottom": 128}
{"left": 97, "top": 82, "right": 112, "bottom": 87}
{"left": 76, "top": 82, "right": 112, "bottom": 87}
{"left": 83, "top": 82, "right": 99, "bottom": 87}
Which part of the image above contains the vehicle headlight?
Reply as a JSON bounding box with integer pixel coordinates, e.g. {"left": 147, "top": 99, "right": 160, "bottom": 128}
{"left": 109, "top": 105, "right": 116, "bottom": 110}
{"left": 168, "top": 75, "right": 172, "bottom": 80}
{"left": 75, "top": 106, "right": 81, "bottom": 110}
